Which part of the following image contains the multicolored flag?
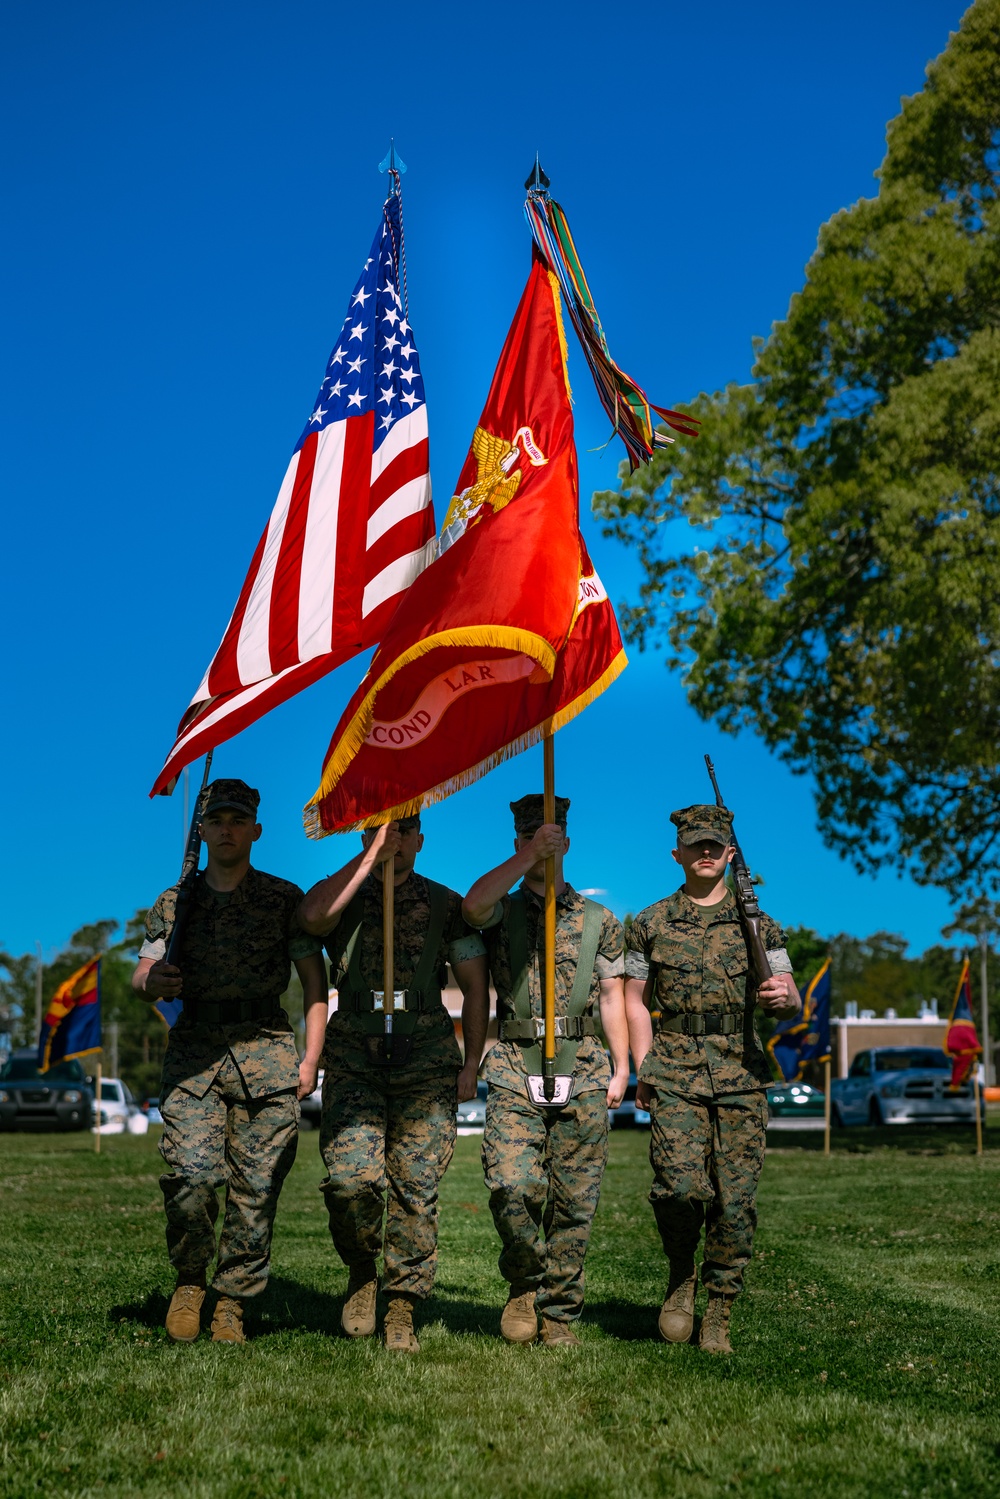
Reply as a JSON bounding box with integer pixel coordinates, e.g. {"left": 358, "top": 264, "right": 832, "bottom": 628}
{"left": 154, "top": 998, "right": 184, "bottom": 1031}
{"left": 945, "top": 957, "right": 981, "bottom": 1088}
{"left": 767, "top": 957, "right": 831, "bottom": 1083}
{"left": 37, "top": 957, "right": 102, "bottom": 1072}
{"left": 152, "top": 193, "right": 433, "bottom": 796}
{"left": 304, "top": 253, "right": 626, "bottom": 835}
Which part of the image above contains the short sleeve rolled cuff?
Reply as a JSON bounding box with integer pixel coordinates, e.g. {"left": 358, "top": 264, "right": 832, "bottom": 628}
{"left": 766, "top": 946, "right": 793, "bottom": 975}
{"left": 624, "top": 948, "right": 649, "bottom": 981}
{"left": 449, "top": 933, "right": 487, "bottom": 964}
{"left": 595, "top": 951, "right": 624, "bottom": 979}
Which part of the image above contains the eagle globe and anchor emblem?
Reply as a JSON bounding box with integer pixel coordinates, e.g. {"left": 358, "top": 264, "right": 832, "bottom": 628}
{"left": 436, "top": 424, "right": 548, "bottom": 556}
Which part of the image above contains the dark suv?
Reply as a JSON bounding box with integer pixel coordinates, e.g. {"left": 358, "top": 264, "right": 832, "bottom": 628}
{"left": 0, "top": 1050, "right": 94, "bottom": 1132}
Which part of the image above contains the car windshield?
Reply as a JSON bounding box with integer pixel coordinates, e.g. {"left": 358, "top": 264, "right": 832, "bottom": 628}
{"left": 874, "top": 1049, "right": 949, "bottom": 1073}
{"left": 0, "top": 1058, "right": 85, "bottom": 1083}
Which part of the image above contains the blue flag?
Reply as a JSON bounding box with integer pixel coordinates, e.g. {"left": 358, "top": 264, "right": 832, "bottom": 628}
{"left": 767, "top": 958, "right": 831, "bottom": 1082}
{"left": 154, "top": 998, "right": 184, "bottom": 1030}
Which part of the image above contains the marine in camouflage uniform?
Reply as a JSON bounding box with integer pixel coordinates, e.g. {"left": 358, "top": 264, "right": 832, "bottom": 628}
{"left": 625, "top": 803, "right": 799, "bottom": 1353}
{"left": 133, "top": 779, "right": 328, "bottom": 1345}
{"left": 463, "top": 794, "right": 630, "bottom": 1348}
{"left": 298, "top": 816, "right": 490, "bottom": 1353}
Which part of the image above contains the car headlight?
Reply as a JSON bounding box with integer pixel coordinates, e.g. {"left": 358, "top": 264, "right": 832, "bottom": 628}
{"left": 880, "top": 1083, "right": 904, "bottom": 1098}
{"left": 0, "top": 1090, "right": 8, "bottom": 1102}
{"left": 62, "top": 1090, "right": 83, "bottom": 1103}
{"left": 770, "top": 1093, "right": 785, "bottom": 1105}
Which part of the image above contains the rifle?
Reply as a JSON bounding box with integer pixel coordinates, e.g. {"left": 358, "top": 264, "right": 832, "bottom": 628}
{"left": 704, "top": 754, "right": 772, "bottom": 988}
{"left": 164, "top": 752, "right": 214, "bottom": 969}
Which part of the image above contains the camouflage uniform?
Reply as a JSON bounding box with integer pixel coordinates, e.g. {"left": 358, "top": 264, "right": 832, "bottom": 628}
{"left": 479, "top": 797, "right": 624, "bottom": 1324}
{"left": 626, "top": 804, "right": 792, "bottom": 1299}
{"left": 142, "top": 859, "right": 321, "bottom": 1300}
{"left": 320, "top": 869, "right": 485, "bottom": 1300}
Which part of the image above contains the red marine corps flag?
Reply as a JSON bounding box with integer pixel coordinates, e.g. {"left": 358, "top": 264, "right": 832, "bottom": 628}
{"left": 304, "top": 251, "right": 627, "bottom": 834}
{"left": 945, "top": 957, "right": 981, "bottom": 1089}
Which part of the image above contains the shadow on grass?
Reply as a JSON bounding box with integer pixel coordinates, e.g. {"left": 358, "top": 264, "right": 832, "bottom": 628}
{"left": 766, "top": 1123, "right": 992, "bottom": 1154}
{"left": 108, "top": 1288, "right": 171, "bottom": 1330}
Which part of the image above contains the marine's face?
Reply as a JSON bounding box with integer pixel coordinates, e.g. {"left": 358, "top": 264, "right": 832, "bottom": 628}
{"left": 200, "top": 808, "right": 261, "bottom": 865}
{"left": 515, "top": 827, "right": 570, "bottom": 882}
{"left": 671, "top": 838, "right": 733, "bottom": 882}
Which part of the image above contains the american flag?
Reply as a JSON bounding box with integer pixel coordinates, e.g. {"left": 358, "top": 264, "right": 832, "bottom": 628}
{"left": 151, "top": 193, "right": 433, "bottom": 795}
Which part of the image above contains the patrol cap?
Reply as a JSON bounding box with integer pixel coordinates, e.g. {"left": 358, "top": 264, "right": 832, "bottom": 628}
{"left": 510, "top": 793, "right": 570, "bottom": 836}
{"left": 670, "top": 804, "right": 733, "bottom": 846}
{"left": 200, "top": 779, "right": 261, "bottom": 818}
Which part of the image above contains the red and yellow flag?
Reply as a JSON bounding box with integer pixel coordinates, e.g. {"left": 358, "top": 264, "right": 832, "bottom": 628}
{"left": 945, "top": 957, "right": 981, "bottom": 1089}
{"left": 37, "top": 957, "right": 102, "bottom": 1072}
{"left": 304, "top": 254, "right": 626, "bottom": 835}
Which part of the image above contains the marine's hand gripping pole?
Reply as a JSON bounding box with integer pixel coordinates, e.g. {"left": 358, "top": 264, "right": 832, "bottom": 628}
{"left": 542, "top": 730, "right": 557, "bottom": 1101}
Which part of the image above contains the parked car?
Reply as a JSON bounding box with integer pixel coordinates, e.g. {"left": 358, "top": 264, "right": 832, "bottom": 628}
{"left": 96, "top": 1077, "right": 148, "bottom": 1135}
{"left": 0, "top": 1050, "right": 93, "bottom": 1132}
{"left": 458, "top": 1080, "right": 488, "bottom": 1133}
{"left": 766, "top": 1080, "right": 825, "bottom": 1119}
{"left": 610, "top": 1075, "right": 651, "bottom": 1129}
{"left": 830, "top": 1046, "right": 986, "bottom": 1126}
{"left": 141, "top": 1097, "right": 163, "bottom": 1125}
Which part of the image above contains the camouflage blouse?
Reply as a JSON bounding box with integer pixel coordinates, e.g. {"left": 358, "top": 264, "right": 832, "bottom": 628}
{"left": 480, "top": 882, "right": 624, "bottom": 1097}
{"left": 626, "top": 887, "right": 790, "bottom": 1096}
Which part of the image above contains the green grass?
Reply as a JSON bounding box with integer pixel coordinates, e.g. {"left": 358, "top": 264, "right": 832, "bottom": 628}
{"left": 2, "top": 1122, "right": 999, "bottom": 1499}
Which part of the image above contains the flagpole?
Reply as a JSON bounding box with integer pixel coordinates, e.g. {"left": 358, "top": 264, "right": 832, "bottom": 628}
{"left": 974, "top": 1068, "right": 983, "bottom": 1156}
{"left": 542, "top": 729, "right": 557, "bottom": 1101}
{"left": 94, "top": 1055, "right": 102, "bottom": 1156}
{"left": 383, "top": 839, "right": 396, "bottom": 1061}
{"left": 823, "top": 1056, "right": 831, "bottom": 1158}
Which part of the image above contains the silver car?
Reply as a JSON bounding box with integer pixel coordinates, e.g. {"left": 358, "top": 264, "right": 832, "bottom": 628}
{"left": 457, "top": 1080, "right": 488, "bottom": 1133}
{"left": 830, "top": 1046, "right": 984, "bottom": 1126}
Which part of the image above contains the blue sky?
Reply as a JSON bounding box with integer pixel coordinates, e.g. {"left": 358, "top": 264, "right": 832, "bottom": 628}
{"left": 0, "top": 0, "right": 971, "bottom": 965}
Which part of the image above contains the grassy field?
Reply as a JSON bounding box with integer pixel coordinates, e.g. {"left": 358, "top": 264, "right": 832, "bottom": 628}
{"left": 2, "top": 1121, "right": 999, "bottom": 1499}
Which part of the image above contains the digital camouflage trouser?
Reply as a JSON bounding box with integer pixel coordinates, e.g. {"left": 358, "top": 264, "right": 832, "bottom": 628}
{"left": 159, "top": 1054, "right": 299, "bottom": 1299}
{"left": 482, "top": 1084, "right": 608, "bottom": 1323}
{"left": 647, "top": 1085, "right": 767, "bottom": 1297}
{"left": 319, "top": 1064, "right": 457, "bottom": 1299}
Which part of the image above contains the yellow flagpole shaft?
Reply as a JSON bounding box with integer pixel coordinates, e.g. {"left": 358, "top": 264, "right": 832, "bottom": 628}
{"left": 95, "top": 1058, "right": 102, "bottom": 1156}
{"left": 383, "top": 851, "right": 395, "bottom": 1025}
{"left": 823, "top": 1056, "right": 831, "bottom": 1158}
{"left": 974, "top": 1068, "right": 983, "bottom": 1157}
{"left": 543, "top": 731, "right": 556, "bottom": 1086}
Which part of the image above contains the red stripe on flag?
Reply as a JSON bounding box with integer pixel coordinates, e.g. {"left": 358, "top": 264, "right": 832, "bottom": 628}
{"left": 206, "top": 526, "right": 268, "bottom": 700}
{"left": 268, "top": 432, "right": 318, "bottom": 673}
{"left": 363, "top": 509, "right": 435, "bottom": 581}
{"left": 332, "top": 410, "right": 375, "bottom": 650}
{"left": 368, "top": 438, "right": 430, "bottom": 512}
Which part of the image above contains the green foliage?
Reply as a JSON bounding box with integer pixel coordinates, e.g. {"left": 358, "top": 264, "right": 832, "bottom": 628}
{"left": 595, "top": 0, "right": 1000, "bottom": 897}
{"left": 1, "top": 1131, "right": 999, "bottom": 1498}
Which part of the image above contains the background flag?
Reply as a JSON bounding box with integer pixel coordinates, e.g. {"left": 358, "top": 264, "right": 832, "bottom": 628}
{"left": 767, "top": 958, "right": 831, "bottom": 1083}
{"left": 154, "top": 998, "right": 183, "bottom": 1030}
{"left": 304, "top": 255, "right": 626, "bottom": 835}
{"left": 37, "top": 957, "right": 102, "bottom": 1072}
{"left": 945, "top": 958, "right": 980, "bottom": 1088}
{"left": 152, "top": 193, "right": 434, "bottom": 796}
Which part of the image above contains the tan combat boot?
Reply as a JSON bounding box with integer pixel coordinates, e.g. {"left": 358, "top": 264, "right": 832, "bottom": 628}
{"left": 500, "top": 1286, "right": 538, "bottom": 1344}
{"left": 383, "top": 1295, "right": 420, "bottom": 1353}
{"left": 211, "top": 1296, "right": 246, "bottom": 1345}
{"left": 539, "top": 1316, "right": 581, "bottom": 1347}
{"left": 699, "top": 1294, "right": 734, "bottom": 1355}
{"left": 165, "top": 1282, "right": 205, "bottom": 1343}
{"left": 341, "top": 1262, "right": 379, "bottom": 1338}
{"left": 658, "top": 1266, "right": 697, "bottom": 1344}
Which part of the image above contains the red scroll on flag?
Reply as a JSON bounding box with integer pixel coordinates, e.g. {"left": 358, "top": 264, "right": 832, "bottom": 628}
{"left": 304, "top": 255, "right": 626, "bottom": 835}
{"left": 945, "top": 957, "right": 981, "bottom": 1088}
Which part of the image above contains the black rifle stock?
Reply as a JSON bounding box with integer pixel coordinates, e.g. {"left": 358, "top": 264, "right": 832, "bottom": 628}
{"left": 704, "top": 754, "right": 772, "bottom": 987}
{"left": 164, "top": 752, "right": 213, "bottom": 970}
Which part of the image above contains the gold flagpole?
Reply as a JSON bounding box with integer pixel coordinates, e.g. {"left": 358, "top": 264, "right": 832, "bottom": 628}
{"left": 383, "top": 836, "right": 396, "bottom": 1060}
{"left": 542, "top": 730, "right": 557, "bottom": 1101}
{"left": 823, "top": 1056, "right": 831, "bottom": 1158}
{"left": 974, "top": 1067, "right": 983, "bottom": 1156}
{"left": 94, "top": 1055, "right": 102, "bottom": 1155}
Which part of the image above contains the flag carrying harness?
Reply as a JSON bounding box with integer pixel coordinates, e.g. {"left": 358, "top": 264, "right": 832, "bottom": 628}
{"left": 333, "top": 878, "right": 451, "bottom": 1037}
{"left": 500, "top": 891, "right": 603, "bottom": 1083}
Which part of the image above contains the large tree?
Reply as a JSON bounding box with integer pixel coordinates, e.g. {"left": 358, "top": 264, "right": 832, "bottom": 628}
{"left": 595, "top": 0, "right": 1000, "bottom": 896}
